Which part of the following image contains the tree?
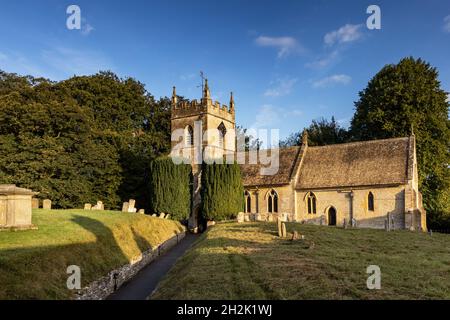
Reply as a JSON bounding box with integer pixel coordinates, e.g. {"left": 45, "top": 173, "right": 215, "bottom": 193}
{"left": 350, "top": 57, "right": 450, "bottom": 227}
{"left": 147, "top": 157, "right": 192, "bottom": 221}
{"left": 200, "top": 161, "right": 244, "bottom": 221}
{"left": 280, "top": 117, "right": 348, "bottom": 147}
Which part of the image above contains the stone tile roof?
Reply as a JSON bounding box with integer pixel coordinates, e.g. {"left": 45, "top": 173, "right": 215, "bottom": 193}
{"left": 240, "top": 147, "right": 301, "bottom": 187}
{"left": 296, "top": 137, "right": 410, "bottom": 189}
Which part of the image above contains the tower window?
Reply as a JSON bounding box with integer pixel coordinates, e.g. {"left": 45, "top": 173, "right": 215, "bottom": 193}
{"left": 244, "top": 191, "right": 251, "bottom": 213}
{"left": 368, "top": 192, "right": 374, "bottom": 211}
{"left": 268, "top": 189, "right": 278, "bottom": 213}
{"left": 218, "top": 122, "right": 227, "bottom": 148}
{"left": 185, "top": 125, "right": 194, "bottom": 146}
{"left": 307, "top": 192, "right": 317, "bottom": 214}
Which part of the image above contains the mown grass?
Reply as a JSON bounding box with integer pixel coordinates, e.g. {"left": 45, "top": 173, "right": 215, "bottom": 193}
{"left": 0, "top": 209, "right": 184, "bottom": 300}
{"left": 151, "top": 222, "right": 450, "bottom": 300}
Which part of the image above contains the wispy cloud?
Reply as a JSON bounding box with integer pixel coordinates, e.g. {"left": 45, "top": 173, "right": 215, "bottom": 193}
{"left": 324, "top": 24, "right": 364, "bottom": 46}
{"left": 264, "top": 77, "right": 298, "bottom": 97}
{"left": 312, "top": 74, "right": 351, "bottom": 88}
{"left": 443, "top": 15, "right": 450, "bottom": 33}
{"left": 255, "top": 36, "right": 304, "bottom": 58}
{"left": 179, "top": 73, "right": 196, "bottom": 81}
{"left": 81, "top": 23, "right": 94, "bottom": 36}
{"left": 0, "top": 51, "right": 52, "bottom": 78}
{"left": 251, "top": 104, "right": 281, "bottom": 129}
{"left": 305, "top": 50, "right": 340, "bottom": 69}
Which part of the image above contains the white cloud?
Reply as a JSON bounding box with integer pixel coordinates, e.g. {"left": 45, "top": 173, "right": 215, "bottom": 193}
{"left": 81, "top": 23, "right": 94, "bottom": 36}
{"left": 312, "top": 74, "right": 351, "bottom": 88}
{"left": 251, "top": 104, "right": 281, "bottom": 129}
{"left": 444, "top": 15, "right": 450, "bottom": 33}
{"left": 179, "top": 73, "right": 196, "bottom": 81}
{"left": 305, "top": 50, "right": 340, "bottom": 69}
{"left": 324, "top": 24, "right": 364, "bottom": 46}
{"left": 264, "top": 77, "right": 298, "bottom": 97}
{"left": 255, "top": 36, "right": 304, "bottom": 58}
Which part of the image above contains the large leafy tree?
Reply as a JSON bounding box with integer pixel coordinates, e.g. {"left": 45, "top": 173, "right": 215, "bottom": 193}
{"left": 350, "top": 57, "right": 450, "bottom": 227}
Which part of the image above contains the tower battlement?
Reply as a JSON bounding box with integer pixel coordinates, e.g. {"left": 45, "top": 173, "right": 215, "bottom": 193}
{"left": 171, "top": 79, "right": 235, "bottom": 121}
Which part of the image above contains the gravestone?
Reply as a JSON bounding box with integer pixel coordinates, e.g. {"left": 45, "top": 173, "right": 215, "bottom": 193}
{"left": 127, "top": 199, "right": 136, "bottom": 213}
{"left": 0, "top": 185, "right": 38, "bottom": 230}
{"left": 151, "top": 214, "right": 157, "bottom": 217}
{"left": 277, "top": 218, "right": 283, "bottom": 237}
{"left": 31, "top": 198, "right": 40, "bottom": 209}
{"left": 291, "top": 231, "right": 299, "bottom": 241}
{"left": 267, "top": 214, "right": 274, "bottom": 222}
{"left": 122, "top": 202, "right": 129, "bottom": 212}
{"left": 84, "top": 203, "right": 92, "bottom": 210}
{"left": 244, "top": 213, "right": 250, "bottom": 222}
{"left": 138, "top": 209, "right": 145, "bottom": 214}
{"left": 43, "top": 199, "right": 52, "bottom": 210}
{"left": 159, "top": 213, "right": 165, "bottom": 219}
{"left": 281, "top": 222, "right": 287, "bottom": 238}
{"left": 255, "top": 213, "right": 262, "bottom": 222}
{"left": 237, "top": 212, "right": 245, "bottom": 223}
{"left": 165, "top": 214, "right": 170, "bottom": 219}
{"left": 92, "top": 201, "right": 104, "bottom": 211}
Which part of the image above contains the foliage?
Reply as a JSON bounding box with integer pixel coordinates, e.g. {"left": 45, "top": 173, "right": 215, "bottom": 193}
{"left": 280, "top": 116, "right": 349, "bottom": 147}
{"left": 350, "top": 57, "right": 450, "bottom": 227}
{"left": 0, "top": 70, "right": 171, "bottom": 209}
{"left": 147, "top": 157, "right": 192, "bottom": 221}
{"left": 200, "top": 161, "right": 244, "bottom": 221}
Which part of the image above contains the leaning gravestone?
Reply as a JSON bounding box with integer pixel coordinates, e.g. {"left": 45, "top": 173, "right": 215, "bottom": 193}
{"left": 165, "top": 214, "right": 170, "bottom": 220}
{"left": 237, "top": 212, "right": 245, "bottom": 223}
{"left": 122, "top": 202, "right": 129, "bottom": 212}
{"left": 159, "top": 213, "right": 165, "bottom": 219}
{"left": 43, "top": 199, "right": 52, "bottom": 210}
{"left": 31, "top": 198, "right": 40, "bottom": 209}
{"left": 84, "top": 203, "right": 92, "bottom": 210}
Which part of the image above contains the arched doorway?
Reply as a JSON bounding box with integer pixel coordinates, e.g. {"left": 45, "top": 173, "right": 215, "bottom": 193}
{"left": 328, "top": 207, "right": 337, "bottom": 226}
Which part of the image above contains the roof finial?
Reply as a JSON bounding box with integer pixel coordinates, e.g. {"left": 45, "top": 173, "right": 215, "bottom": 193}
{"left": 203, "top": 78, "right": 211, "bottom": 100}
{"left": 229, "top": 91, "right": 235, "bottom": 110}
{"left": 302, "top": 129, "right": 308, "bottom": 146}
{"left": 171, "top": 86, "right": 177, "bottom": 107}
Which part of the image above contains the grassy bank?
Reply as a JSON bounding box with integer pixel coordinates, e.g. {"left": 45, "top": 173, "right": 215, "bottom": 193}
{"left": 0, "top": 209, "right": 184, "bottom": 299}
{"left": 151, "top": 222, "right": 450, "bottom": 300}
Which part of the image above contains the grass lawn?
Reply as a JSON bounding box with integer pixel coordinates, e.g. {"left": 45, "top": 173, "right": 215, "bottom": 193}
{"left": 0, "top": 209, "right": 184, "bottom": 300}
{"left": 151, "top": 222, "right": 450, "bottom": 300}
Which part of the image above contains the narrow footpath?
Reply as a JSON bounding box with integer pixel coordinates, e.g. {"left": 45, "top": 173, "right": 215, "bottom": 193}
{"left": 107, "top": 233, "right": 199, "bottom": 300}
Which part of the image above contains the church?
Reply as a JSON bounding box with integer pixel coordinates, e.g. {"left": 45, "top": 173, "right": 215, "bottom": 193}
{"left": 170, "top": 80, "right": 427, "bottom": 232}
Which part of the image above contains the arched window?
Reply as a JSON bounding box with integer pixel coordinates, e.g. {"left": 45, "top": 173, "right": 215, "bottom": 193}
{"left": 185, "top": 125, "right": 193, "bottom": 146}
{"left": 244, "top": 191, "right": 251, "bottom": 213}
{"left": 307, "top": 192, "right": 317, "bottom": 214}
{"left": 218, "top": 122, "right": 227, "bottom": 148}
{"left": 267, "top": 189, "right": 278, "bottom": 213}
{"left": 368, "top": 192, "right": 374, "bottom": 211}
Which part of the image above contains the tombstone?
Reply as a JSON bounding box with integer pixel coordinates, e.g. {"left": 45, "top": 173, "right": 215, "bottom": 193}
{"left": 122, "top": 202, "right": 129, "bottom": 213}
{"left": 96, "top": 201, "right": 104, "bottom": 211}
{"left": 391, "top": 218, "right": 395, "bottom": 230}
{"left": 127, "top": 199, "right": 136, "bottom": 213}
{"left": 281, "top": 222, "right": 287, "bottom": 238}
{"left": 255, "top": 213, "right": 262, "bottom": 222}
{"left": 384, "top": 219, "right": 389, "bottom": 232}
{"left": 31, "top": 198, "right": 40, "bottom": 209}
{"left": 165, "top": 214, "right": 170, "bottom": 220}
{"left": 244, "top": 213, "right": 250, "bottom": 222}
{"left": 267, "top": 214, "right": 274, "bottom": 222}
{"left": 320, "top": 215, "right": 326, "bottom": 226}
{"left": 138, "top": 209, "right": 145, "bottom": 214}
{"left": 351, "top": 218, "right": 357, "bottom": 228}
{"left": 277, "top": 218, "right": 283, "bottom": 237}
{"left": 43, "top": 199, "right": 52, "bottom": 210}
{"left": 237, "top": 212, "right": 245, "bottom": 223}
{"left": 291, "top": 231, "right": 299, "bottom": 241}
{"left": 159, "top": 213, "right": 165, "bottom": 219}
{"left": 84, "top": 203, "right": 92, "bottom": 210}
{"left": 0, "top": 185, "right": 38, "bottom": 230}
{"left": 151, "top": 214, "right": 157, "bottom": 217}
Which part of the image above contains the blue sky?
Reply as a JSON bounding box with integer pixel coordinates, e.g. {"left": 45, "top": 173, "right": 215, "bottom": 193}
{"left": 1, "top": 0, "right": 449, "bottom": 139}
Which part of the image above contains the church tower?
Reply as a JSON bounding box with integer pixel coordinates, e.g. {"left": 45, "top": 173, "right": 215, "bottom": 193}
{"left": 170, "top": 80, "right": 236, "bottom": 231}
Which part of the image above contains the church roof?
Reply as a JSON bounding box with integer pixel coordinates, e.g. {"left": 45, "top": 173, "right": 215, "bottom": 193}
{"left": 240, "top": 146, "right": 301, "bottom": 187}
{"left": 240, "top": 136, "right": 413, "bottom": 190}
{"left": 296, "top": 137, "right": 411, "bottom": 189}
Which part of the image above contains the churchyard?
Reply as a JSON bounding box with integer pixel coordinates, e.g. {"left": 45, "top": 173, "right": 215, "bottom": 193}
{"left": 151, "top": 222, "right": 450, "bottom": 300}
{"left": 0, "top": 209, "right": 184, "bottom": 299}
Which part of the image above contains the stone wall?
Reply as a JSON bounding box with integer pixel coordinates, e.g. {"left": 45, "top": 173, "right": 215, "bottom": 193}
{"left": 75, "top": 232, "right": 186, "bottom": 300}
{"left": 245, "top": 185, "right": 294, "bottom": 221}
{"left": 296, "top": 185, "right": 407, "bottom": 229}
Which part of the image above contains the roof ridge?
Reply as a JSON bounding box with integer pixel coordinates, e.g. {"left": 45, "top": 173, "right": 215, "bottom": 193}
{"left": 307, "top": 136, "right": 410, "bottom": 149}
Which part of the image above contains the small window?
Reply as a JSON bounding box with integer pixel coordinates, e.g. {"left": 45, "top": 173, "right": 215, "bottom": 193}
{"left": 307, "top": 192, "right": 317, "bottom": 214}
{"left": 368, "top": 192, "right": 374, "bottom": 211}
{"left": 185, "top": 125, "right": 193, "bottom": 146}
{"left": 268, "top": 189, "right": 278, "bottom": 213}
{"left": 218, "top": 122, "right": 227, "bottom": 148}
{"left": 244, "top": 191, "right": 252, "bottom": 213}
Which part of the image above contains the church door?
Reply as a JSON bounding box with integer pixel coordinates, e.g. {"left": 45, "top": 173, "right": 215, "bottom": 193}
{"left": 328, "top": 207, "right": 337, "bottom": 226}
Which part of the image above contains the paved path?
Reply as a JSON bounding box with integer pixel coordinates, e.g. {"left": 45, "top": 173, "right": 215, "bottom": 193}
{"left": 107, "top": 233, "right": 199, "bottom": 300}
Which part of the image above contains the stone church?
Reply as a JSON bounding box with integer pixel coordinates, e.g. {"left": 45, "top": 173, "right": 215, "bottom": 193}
{"left": 170, "top": 80, "right": 427, "bottom": 232}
